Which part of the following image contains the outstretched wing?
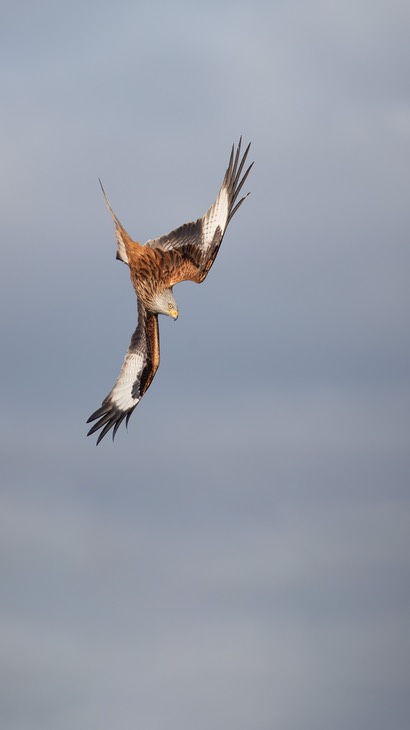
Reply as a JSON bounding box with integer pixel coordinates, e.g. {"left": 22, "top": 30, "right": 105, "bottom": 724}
{"left": 87, "top": 301, "right": 160, "bottom": 444}
{"left": 146, "top": 137, "right": 253, "bottom": 285}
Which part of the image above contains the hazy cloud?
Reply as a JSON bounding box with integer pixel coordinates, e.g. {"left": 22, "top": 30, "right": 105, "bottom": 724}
{"left": 1, "top": 1, "right": 409, "bottom": 728}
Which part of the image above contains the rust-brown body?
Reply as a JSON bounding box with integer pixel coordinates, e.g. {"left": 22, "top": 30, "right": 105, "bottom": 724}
{"left": 123, "top": 231, "right": 208, "bottom": 311}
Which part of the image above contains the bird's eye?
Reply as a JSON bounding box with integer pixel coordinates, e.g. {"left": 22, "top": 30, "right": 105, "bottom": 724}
{"left": 168, "top": 303, "right": 173, "bottom": 309}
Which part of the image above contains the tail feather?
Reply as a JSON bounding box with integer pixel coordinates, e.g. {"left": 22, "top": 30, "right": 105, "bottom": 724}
{"left": 99, "top": 179, "right": 130, "bottom": 265}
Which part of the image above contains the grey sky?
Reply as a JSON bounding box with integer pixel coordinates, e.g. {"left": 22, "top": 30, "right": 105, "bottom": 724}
{"left": 1, "top": 1, "right": 409, "bottom": 729}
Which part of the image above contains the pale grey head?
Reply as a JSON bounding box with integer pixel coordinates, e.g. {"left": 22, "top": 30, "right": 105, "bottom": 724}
{"left": 151, "top": 288, "right": 179, "bottom": 319}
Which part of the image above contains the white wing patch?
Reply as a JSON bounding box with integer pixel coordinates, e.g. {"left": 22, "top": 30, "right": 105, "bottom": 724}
{"left": 110, "top": 350, "right": 145, "bottom": 410}
{"left": 201, "top": 185, "right": 229, "bottom": 250}
{"left": 87, "top": 303, "right": 160, "bottom": 444}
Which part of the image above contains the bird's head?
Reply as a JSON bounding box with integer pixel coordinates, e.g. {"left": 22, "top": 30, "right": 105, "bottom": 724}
{"left": 152, "top": 288, "right": 179, "bottom": 320}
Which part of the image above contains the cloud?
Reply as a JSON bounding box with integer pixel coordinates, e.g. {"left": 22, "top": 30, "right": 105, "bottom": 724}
{"left": 1, "top": 0, "right": 409, "bottom": 728}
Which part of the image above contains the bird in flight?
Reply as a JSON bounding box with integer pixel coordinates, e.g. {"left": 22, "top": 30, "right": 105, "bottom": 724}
{"left": 87, "top": 138, "right": 253, "bottom": 444}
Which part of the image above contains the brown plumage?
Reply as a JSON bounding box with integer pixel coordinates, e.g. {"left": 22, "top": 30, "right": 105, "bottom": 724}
{"left": 87, "top": 138, "right": 253, "bottom": 444}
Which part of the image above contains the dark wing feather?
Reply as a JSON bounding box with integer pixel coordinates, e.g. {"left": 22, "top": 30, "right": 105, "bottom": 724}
{"left": 146, "top": 138, "right": 253, "bottom": 285}
{"left": 86, "top": 300, "right": 160, "bottom": 444}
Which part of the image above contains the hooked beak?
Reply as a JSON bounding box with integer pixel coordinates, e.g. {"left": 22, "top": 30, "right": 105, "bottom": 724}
{"left": 169, "top": 308, "right": 179, "bottom": 321}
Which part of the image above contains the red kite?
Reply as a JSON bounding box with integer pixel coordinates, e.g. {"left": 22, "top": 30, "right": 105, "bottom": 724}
{"left": 87, "top": 139, "right": 253, "bottom": 443}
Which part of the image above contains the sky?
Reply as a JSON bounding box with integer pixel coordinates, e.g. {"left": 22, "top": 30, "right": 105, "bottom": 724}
{"left": 1, "top": 0, "right": 409, "bottom": 728}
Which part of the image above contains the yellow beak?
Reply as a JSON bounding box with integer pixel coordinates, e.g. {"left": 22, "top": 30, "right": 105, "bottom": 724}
{"left": 169, "top": 308, "right": 179, "bottom": 320}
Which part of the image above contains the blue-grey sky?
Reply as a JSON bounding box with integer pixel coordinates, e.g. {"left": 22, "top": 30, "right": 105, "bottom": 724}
{"left": 1, "top": 1, "right": 410, "bottom": 729}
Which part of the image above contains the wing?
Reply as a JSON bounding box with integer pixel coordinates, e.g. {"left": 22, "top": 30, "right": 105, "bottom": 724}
{"left": 146, "top": 137, "right": 253, "bottom": 285}
{"left": 87, "top": 300, "right": 160, "bottom": 444}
